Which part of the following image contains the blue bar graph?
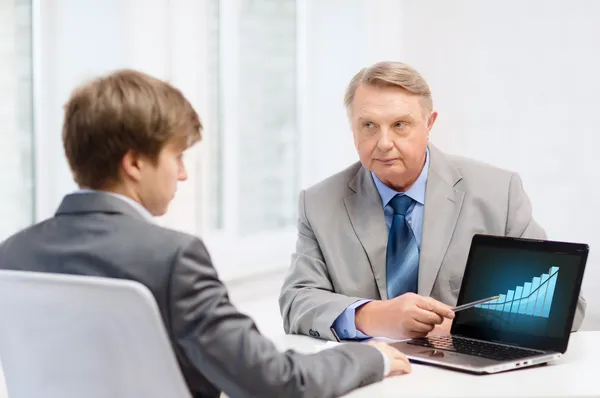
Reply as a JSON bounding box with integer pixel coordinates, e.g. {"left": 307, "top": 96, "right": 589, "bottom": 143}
{"left": 535, "top": 273, "right": 549, "bottom": 315}
{"left": 505, "top": 290, "right": 514, "bottom": 312}
{"left": 542, "top": 267, "right": 559, "bottom": 317}
{"left": 475, "top": 266, "right": 559, "bottom": 318}
{"left": 510, "top": 286, "right": 523, "bottom": 313}
{"left": 526, "top": 277, "right": 541, "bottom": 315}
{"left": 498, "top": 294, "right": 506, "bottom": 311}
{"left": 518, "top": 282, "right": 532, "bottom": 314}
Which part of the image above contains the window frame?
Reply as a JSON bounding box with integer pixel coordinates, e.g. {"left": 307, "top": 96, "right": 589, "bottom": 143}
{"left": 198, "top": 0, "right": 304, "bottom": 281}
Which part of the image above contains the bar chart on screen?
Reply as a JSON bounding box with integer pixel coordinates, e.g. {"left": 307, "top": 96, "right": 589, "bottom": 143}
{"left": 475, "top": 266, "right": 559, "bottom": 318}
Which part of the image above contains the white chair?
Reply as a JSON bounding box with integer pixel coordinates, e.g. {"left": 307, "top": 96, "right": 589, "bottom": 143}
{"left": 0, "top": 270, "right": 191, "bottom": 398}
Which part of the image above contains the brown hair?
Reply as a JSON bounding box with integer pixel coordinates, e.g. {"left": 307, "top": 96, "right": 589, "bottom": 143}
{"left": 344, "top": 61, "right": 433, "bottom": 113}
{"left": 62, "top": 69, "right": 202, "bottom": 188}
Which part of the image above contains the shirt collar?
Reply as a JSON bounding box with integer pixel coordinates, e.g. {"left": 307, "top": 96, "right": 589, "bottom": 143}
{"left": 371, "top": 147, "right": 429, "bottom": 207}
{"left": 74, "top": 189, "right": 154, "bottom": 221}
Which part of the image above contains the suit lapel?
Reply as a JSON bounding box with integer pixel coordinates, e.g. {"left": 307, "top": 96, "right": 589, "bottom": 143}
{"left": 344, "top": 167, "right": 388, "bottom": 299}
{"left": 419, "top": 144, "right": 464, "bottom": 296}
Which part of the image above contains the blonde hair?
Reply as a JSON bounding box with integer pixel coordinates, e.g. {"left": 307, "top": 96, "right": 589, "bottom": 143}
{"left": 344, "top": 61, "right": 433, "bottom": 113}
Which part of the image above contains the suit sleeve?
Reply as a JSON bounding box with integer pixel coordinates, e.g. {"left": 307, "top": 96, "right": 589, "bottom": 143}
{"left": 506, "top": 173, "right": 586, "bottom": 331}
{"left": 279, "top": 189, "right": 368, "bottom": 341}
{"left": 168, "top": 237, "right": 384, "bottom": 398}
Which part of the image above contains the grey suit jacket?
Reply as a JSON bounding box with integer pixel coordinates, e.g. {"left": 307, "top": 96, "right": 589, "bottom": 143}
{"left": 279, "top": 144, "right": 586, "bottom": 341}
{"left": 0, "top": 192, "right": 385, "bottom": 398}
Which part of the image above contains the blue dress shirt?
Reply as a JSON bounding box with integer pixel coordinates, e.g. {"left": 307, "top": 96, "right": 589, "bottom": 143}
{"left": 332, "top": 149, "right": 430, "bottom": 339}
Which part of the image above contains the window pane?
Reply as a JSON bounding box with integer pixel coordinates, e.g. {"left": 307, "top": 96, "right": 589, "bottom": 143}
{"left": 206, "top": 0, "right": 223, "bottom": 230}
{"left": 0, "top": 0, "right": 34, "bottom": 241}
{"left": 209, "top": 0, "right": 299, "bottom": 236}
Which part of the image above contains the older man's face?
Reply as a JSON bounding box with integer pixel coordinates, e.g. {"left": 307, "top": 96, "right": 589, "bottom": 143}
{"left": 350, "top": 83, "right": 437, "bottom": 191}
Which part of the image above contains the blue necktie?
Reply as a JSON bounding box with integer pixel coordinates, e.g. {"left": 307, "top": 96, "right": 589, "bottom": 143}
{"left": 386, "top": 194, "right": 419, "bottom": 299}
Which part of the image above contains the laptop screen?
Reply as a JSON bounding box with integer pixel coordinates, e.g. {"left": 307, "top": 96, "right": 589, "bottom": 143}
{"left": 452, "top": 234, "right": 588, "bottom": 353}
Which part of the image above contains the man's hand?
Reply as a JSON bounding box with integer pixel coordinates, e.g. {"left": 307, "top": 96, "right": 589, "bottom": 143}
{"left": 355, "top": 293, "right": 454, "bottom": 339}
{"left": 367, "top": 341, "right": 412, "bottom": 376}
{"left": 428, "top": 317, "right": 453, "bottom": 336}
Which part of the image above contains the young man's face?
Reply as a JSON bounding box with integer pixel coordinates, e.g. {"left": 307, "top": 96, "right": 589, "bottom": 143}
{"left": 137, "top": 138, "right": 189, "bottom": 216}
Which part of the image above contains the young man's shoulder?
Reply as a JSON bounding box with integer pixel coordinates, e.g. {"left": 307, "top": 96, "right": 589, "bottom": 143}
{"left": 0, "top": 214, "right": 205, "bottom": 265}
{"left": 113, "top": 216, "right": 206, "bottom": 255}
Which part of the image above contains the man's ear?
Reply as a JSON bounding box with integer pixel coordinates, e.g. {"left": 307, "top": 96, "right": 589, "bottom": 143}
{"left": 426, "top": 109, "right": 438, "bottom": 136}
{"left": 120, "top": 149, "right": 145, "bottom": 182}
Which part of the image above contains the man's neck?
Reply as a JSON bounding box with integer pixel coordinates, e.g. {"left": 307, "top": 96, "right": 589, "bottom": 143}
{"left": 83, "top": 184, "right": 138, "bottom": 203}
{"left": 382, "top": 153, "right": 428, "bottom": 192}
{"left": 77, "top": 186, "right": 154, "bottom": 220}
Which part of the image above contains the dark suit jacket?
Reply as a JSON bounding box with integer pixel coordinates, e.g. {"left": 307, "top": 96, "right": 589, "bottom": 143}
{"left": 0, "top": 192, "right": 384, "bottom": 398}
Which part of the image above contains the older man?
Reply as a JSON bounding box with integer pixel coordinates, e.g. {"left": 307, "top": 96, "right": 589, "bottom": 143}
{"left": 279, "top": 61, "right": 586, "bottom": 341}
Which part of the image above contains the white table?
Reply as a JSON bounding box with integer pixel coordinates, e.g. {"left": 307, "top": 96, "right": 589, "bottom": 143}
{"left": 272, "top": 331, "right": 600, "bottom": 398}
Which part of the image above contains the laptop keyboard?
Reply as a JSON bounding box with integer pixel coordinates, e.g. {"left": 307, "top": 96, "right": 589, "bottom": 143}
{"left": 407, "top": 335, "right": 544, "bottom": 361}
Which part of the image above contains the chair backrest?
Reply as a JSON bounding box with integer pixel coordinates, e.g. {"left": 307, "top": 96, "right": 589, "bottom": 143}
{"left": 0, "top": 270, "right": 191, "bottom": 398}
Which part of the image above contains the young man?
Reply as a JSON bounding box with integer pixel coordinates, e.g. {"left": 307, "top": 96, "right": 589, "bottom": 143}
{"left": 0, "top": 69, "right": 410, "bottom": 398}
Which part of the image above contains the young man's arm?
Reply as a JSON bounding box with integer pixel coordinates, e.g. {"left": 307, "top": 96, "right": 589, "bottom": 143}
{"left": 168, "top": 237, "right": 399, "bottom": 398}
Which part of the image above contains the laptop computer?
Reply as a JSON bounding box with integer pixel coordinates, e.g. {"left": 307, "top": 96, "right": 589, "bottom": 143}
{"left": 392, "top": 234, "right": 588, "bottom": 374}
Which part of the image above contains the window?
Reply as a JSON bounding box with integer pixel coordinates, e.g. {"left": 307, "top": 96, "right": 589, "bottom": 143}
{"left": 202, "top": 0, "right": 299, "bottom": 280}
{"left": 0, "top": 0, "right": 34, "bottom": 241}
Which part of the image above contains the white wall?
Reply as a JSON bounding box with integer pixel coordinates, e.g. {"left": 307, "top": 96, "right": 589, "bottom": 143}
{"left": 399, "top": 0, "right": 600, "bottom": 329}
{"left": 300, "top": 0, "right": 404, "bottom": 187}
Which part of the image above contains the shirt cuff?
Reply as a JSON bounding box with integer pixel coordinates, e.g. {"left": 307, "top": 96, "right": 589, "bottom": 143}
{"left": 331, "top": 299, "right": 372, "bottom": 340}
{"left": 372, "top": 346, "right": 391, "bottom": 377}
